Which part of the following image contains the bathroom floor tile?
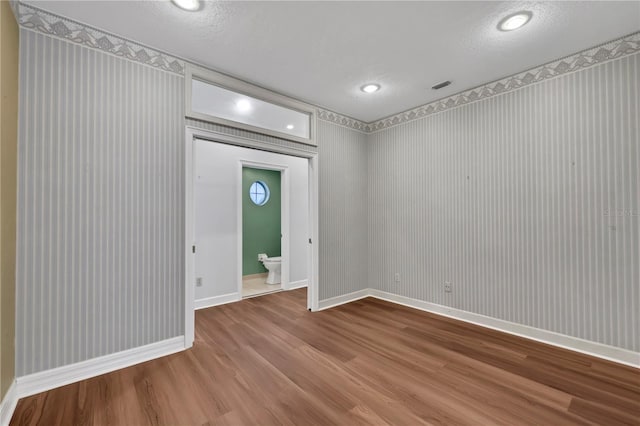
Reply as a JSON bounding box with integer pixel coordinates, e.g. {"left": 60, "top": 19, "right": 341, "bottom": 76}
{"left": 242, "top": 275, "right": 281, "bottom": 298}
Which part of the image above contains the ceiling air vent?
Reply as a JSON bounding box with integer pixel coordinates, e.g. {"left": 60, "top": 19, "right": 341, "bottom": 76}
{"left": 431, "top": 81, "right": 452, "bottom": 90}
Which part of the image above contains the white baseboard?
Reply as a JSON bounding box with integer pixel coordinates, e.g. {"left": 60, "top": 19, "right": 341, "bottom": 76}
{"left": 286, "top": 279, "right": 308, "bottom": 290}
{"left": 194, "top": 292, "right": 241, "bottom": 310}
{"left": 368, "top": 289, "right": 640, "bottom": 368}
{"left": 0, "top": 380, "right": 18, "bottom": 426}
{"left": 317, "top": 289, "right": 369, "bottom": 311}
{"left": 316, "top": 287, "right": 639, "bottom": 368}
{"left": 16, "top": 336, "right": 186, "bottom": 399}
{"left": 8, "top": 287, "right": 637, "bottom": 415}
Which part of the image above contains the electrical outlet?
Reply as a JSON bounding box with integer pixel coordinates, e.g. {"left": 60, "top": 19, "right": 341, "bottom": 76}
{"left": 196, "top": 277, "right": 203, "bottom": 287}
{"left": 444, "top": 281, "right": 452, "bottom": 293}
{"left": 394, "top": 273, "right": 401, "bottom": 283}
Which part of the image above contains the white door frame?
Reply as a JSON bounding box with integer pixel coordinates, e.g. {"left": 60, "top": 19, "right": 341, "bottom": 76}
{"left": 237, "top": 160, "right": 290, "bottom": 295}
{"left": 184, "top": 126, "right": 319, "bottom": 348}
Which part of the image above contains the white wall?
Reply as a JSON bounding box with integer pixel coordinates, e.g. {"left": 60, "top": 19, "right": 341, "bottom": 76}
{"left": 194, "top": 140, "right": 309, "bottom": 302}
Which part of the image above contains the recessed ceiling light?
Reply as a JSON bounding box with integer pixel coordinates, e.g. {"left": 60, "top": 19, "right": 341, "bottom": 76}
{"left": 236, "top": 99, "right": 251, "bottom": 112}
{"left": 361, "top": 84, "right": 381, "bottom": 94}
{"left": 286, "top": 124, "right": 294, "bottom": 130}
{"left": 171, "top": 0, "right": 201, "bottom": 11}
{"left": 498, "top": 11, "right": 532, "bottom": 31}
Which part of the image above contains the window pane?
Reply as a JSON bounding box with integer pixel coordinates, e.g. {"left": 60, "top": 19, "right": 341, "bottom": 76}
{"left": 192, "top": 79, "right": 310, "bottom": 139}
{"left": 249, "top": 181, "right": 270, "bottom": 206}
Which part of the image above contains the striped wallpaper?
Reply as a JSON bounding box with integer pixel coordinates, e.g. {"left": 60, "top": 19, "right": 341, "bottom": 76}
{"left": 16, "top": 30, "right": 186, "bottom": 376}
{"left": 17, "top": 28, "right": 366, "bottom": 375}
{"left": 318, "top": 120, "right": 369, "bottom": 300}
{"left": 368, "top": 53, "right": 639, "bottom": 352}
{"left": 15, "top": 9, "right": 638, "bottom": 377}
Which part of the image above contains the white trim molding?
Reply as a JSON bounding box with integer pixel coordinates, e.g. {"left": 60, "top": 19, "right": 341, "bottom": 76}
{"left": 368, "top": 290, "right": 639, "bottom": 368}
{"left": 16, "top": 336, "right": 186, "bottom": 399}
{"left": 0, "top": 380, "right": 18, "bottom": 426}
{"left": 286, "top": 279, "right": 308, "bottom": 291}
{"left": 317, "top": 289, "right": 370, "bottom": 311}
{"left": 318, "top": 289, "right": 640, "bottom": 368}
{"left": 194, "top": 293, "right": 241, "bottom": 310}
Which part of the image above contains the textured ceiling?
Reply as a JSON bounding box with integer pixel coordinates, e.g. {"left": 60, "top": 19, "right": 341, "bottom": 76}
{"left": 23, "top": 1, "right": 640, "bottom": 122}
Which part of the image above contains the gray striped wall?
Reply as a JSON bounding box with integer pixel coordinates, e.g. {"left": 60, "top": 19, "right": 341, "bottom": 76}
{"left": 368, "top": 53, "right": 639, "bottom": 352}
{"left": 17, "top": 30, "right": 185, "bottom": 376}
{"left": 17, "top": 20, "right": 637, "bottom": 378}
{"left": 318, "top": 120, "right": 369, "bottom": 300}
{"left": 17, "top": 28, "right": 365, "bottom": 376}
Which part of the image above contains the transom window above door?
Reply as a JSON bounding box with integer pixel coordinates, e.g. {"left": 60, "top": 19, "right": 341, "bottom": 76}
{"left": 186, "top": 65, "right": 316, "bottom": 146}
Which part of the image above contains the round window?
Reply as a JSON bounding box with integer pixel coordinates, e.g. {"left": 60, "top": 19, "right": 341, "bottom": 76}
{"left": 249, "top": 181, "right": 270, "bottom": 206}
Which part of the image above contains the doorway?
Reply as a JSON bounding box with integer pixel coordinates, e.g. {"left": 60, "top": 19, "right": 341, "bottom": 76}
{"left": 241, "top": 165, "right": 284, "bottom": 298}
{"left": 184, "top": 127, "right": 319, "bottom": 348}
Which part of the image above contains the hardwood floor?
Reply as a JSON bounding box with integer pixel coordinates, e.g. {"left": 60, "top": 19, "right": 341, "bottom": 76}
{"left": 11, "top": 289, "right": 640, "bottom": 425}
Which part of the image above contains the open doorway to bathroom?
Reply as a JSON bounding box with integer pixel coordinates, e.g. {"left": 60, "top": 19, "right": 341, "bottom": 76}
{"left": 188, "top": 131, "right": 314, "bottom": 330}
{"left": 241, "top": 167, "right": 283, "bottom": 298}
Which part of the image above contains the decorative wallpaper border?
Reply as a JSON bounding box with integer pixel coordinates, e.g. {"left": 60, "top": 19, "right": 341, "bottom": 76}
{"left": 366, "top": 31, "right": 640, "bottom": 133}
{"left": 16, "top": 2, "right": 367, "bottom": 131}
{"left": 17, "top": 3, "right": 185, "bottom": 75}
{"left": 317, "top": 110, "right": 369, "bottom": 133}
{"left": 15, "top": 2, "right": 639, "bottom": 133}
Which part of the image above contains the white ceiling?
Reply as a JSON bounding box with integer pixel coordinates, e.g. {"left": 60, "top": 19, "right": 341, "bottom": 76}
{"left": 24, "top": 1, "right": 640, "bottom": 122}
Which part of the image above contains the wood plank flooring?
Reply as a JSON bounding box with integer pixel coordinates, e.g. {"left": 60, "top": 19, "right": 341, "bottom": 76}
{"left": 11, "top": 289, "right": 640, "bottom": 425}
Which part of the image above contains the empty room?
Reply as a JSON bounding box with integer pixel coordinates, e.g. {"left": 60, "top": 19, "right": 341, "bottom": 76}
{"left": 0, "top": 0, "right": 639, "bottom": 425}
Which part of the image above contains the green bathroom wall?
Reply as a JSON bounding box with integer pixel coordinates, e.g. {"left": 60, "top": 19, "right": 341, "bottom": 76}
{"left": 242, "top": 168, "right": 281, "bottom": 276}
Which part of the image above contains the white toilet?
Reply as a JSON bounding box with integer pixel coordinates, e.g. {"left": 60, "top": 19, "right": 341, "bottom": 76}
{"left": 258, "top": 253, "right": 282, "bottom": 285}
